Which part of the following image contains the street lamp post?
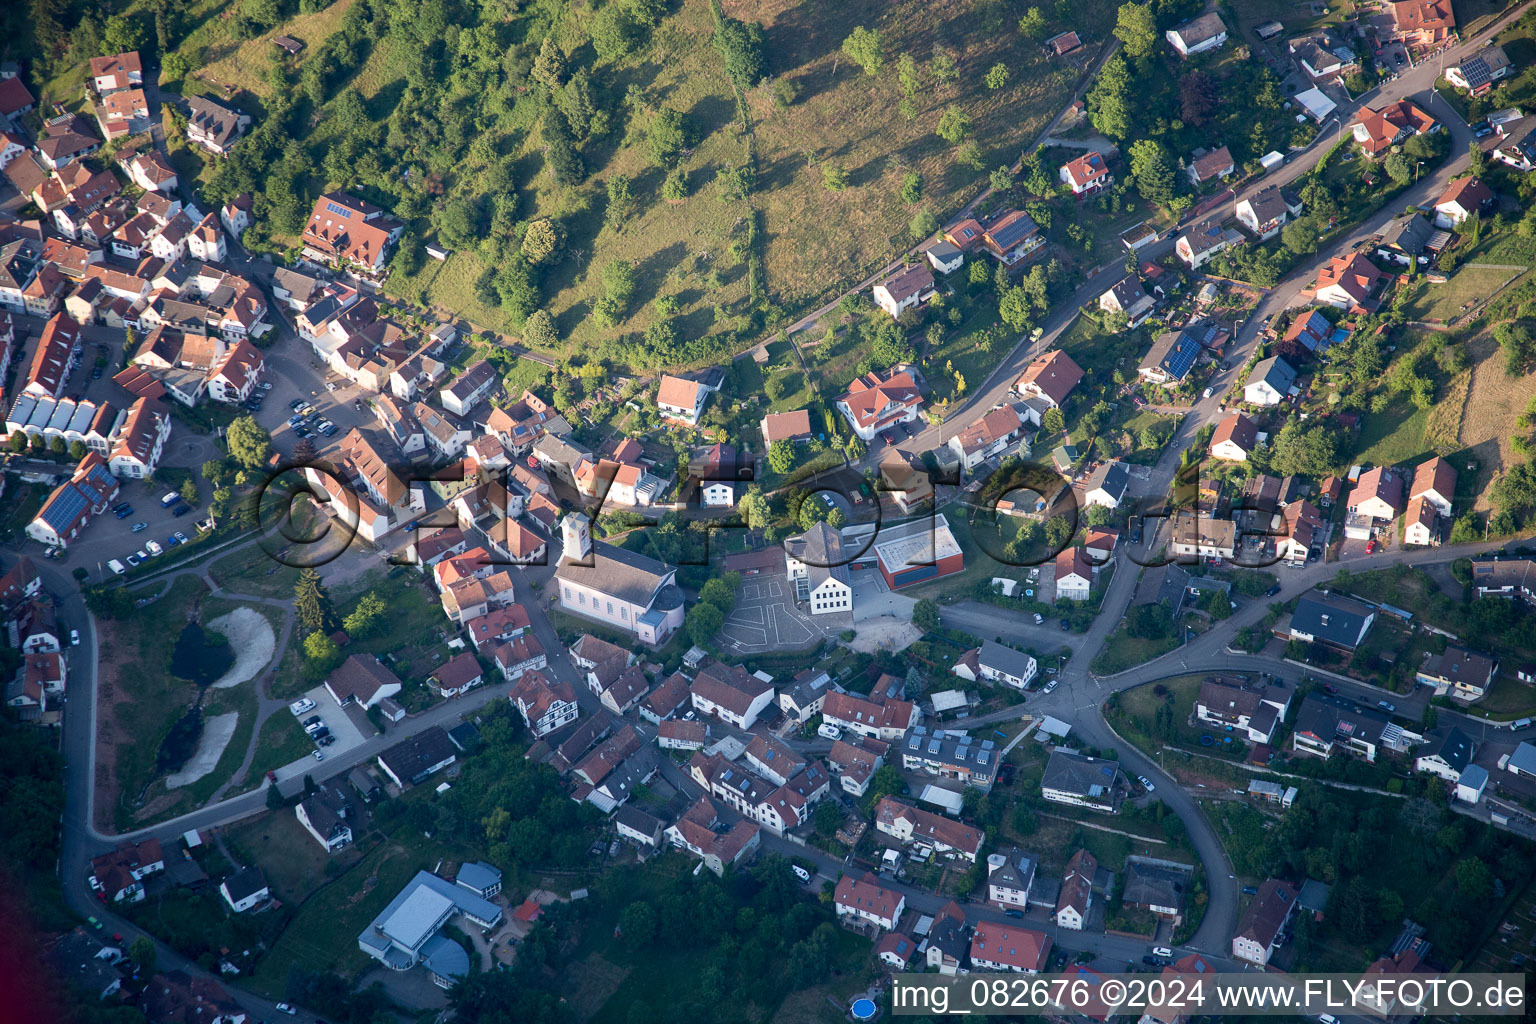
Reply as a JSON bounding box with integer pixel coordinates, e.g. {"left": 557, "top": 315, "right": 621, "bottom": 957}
{"left": 1415, "top": 159, "right": 1425, "bottom": 182}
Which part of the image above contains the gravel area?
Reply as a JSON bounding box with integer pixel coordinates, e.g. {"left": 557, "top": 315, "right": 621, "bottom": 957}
{"left": 166, "top": 712, "right": 239, "bottom": 788}
{"left": 207, "top": 608, "right": 276, "bottom": 689}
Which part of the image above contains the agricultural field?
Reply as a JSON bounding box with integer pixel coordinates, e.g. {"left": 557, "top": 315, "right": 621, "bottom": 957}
{"left": 1458, "top": 329, "right": 1536, "bottom": 510}
{"left": 1397, "top": 265, "right": 1523, "bottom": 324}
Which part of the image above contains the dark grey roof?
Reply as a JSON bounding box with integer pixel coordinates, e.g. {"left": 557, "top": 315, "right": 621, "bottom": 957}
{"left": 615, "top": 804, "right": 663, "bottom": 836}
{"left": 1140, "top": 330, "right": 1201, "bottom": 380}
{"left": 377, "top": 725, "right": 456, "bottom": 784}
{"left": 221, "top": 865, "right": 267, "bottom": 903}
{"left": 1250, "top": 355, "right": 1298, "bottom": 394}
{"left": 1243, "top": 185, "right": 1289, "bottom": 224}
{"left": 555, "top": 539, "right": 676, "bottom": 608}
{"left": 1123, "top": 859, "right": 1189, "bottom": 910}
{"left": 978, "top": 640, "right": 1036, "bottom": 681}
{"left": 989, "top": 848, "right": 1037, "bottom": 893}
{"left": 1172, "top": 11, "right": 1227, "bottom": 46}
{"left": 1293, "top": 693, "right": 1391, "bottom": 746}
{"left": 1042, "top": 749, "right": 1121, "bottom": 797}
{"left": 1378, "top": 213, "right": 1437, "bottom": 254}
{"left": 783, "top": 521, "right": 851, "bottom": 592}
{"left": 1290, "top": 592, "right": 1374, "bottom": 648}
{"left": 1422, "top": 728, "right": 1474, "bottom": 773}
{"left": 1086, "top": 460, "right": 1130, "bottom": 500}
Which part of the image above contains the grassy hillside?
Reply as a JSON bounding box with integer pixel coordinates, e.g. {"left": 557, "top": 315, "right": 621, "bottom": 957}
{"left": 41, "top": 0, "right": 1109, "bottom": 374}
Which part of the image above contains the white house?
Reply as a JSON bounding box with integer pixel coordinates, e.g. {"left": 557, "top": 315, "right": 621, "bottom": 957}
{"left": 1099, "top": 277, "right": 1155, "bottom": 328}
{"left": 1054, "top": 548, "right": 1092, "bottom": 602}
{"left": 219, "top": 867, "right": 269, "bottom": 913}
{"left": 1243, "top": 356, "right": 1297, "bottom": 406}
{"left": 872, "top": 263, "right": 937, "bottom": 319}
{"left": 834, "top": 872, "right": 906, "bottom": 931}
{"left": 656, "top": 373, "right": 717, "bottom": 426}
{"left": 1166, "top": 12, "right": 1228, "bottom": 56}
{"left": 784, "top": 521, "right": 853, "bottom": 614}
{"left": 1236, "top": 185, "right": 1291, "bottom": 241}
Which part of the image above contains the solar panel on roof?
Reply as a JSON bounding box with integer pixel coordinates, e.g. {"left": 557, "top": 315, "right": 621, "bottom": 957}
{"left": 325, "top": 201, "right": 353, "bottom": 218}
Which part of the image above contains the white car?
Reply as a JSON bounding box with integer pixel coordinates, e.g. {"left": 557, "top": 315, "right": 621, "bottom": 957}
{"left": 258, "top": 381, "right": 274, "bottom": 391}
{"left": 1153, "top": 946, "right": 1173, "bottom": 958}
{"left": 107, "top": 559, "right": 126, "bottom": 575}
{"left": 70, "top": 629, "right": 80, "bottom": 646}
{"left": 325, "top": 382, "right": 339, "bottom": 392}
{"left": 145, "top": 540, "right": 163, "bottom": 556}
{"left": 1202, "top": 387, "right": 1214, "bottom": 399}
{"left": 313, "top": 749, "right": 325, "bottom": 761}
{"left": 275, "top": 1005, "right": 297, "bottom": 1016}
{"left": 1138, "top": 775, "right": 1156, "bottom": 792}
{"left": 1043, "top": 679, "right": 1059, "bottom": 694}
{"left": 1033, "top": 613, "right": 1044, "bottom": 625}
{"left": 289, "top": 698, "right": 316, "bottom": 716}
{"left": 792, "top": 865, "right": 811, "bottom": 883}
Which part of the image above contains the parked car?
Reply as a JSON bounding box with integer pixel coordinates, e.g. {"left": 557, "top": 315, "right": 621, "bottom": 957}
{"left": 1059, "top": 619, "right": 1070, "bottom": 631}
{"left": 290, "top": 398, "right": 306, "bottom": 410}
{"left": 312, "top": 749, "right": 325, "bottom": 761}
{"left": 1365, "top": 539, "right": 1377, "bottom": 554}
{"left": 107, "top": 559, "right": 126, "bottom": 575}
{"left": 1033, "top": 613, "right": 1044, "bottom": 625}
{"left": 1242, "top": 885, "right": 1259, "bottom": 895}
{"left": 1153, "top": 947, "right": 1173, "bottom": 958}
{"left": 792, "top": 865, "right": 811, "bottom": 883}
{"left": 131, "top": 522, "right": 147, "bottom": 533}
{"left": 114, "top": 507, "right": 133, "bottom": 519}
{"left": 1137, "top": 775, "right": 1156, "bottom": 792}
{"left": 196, "top": 517, "right": 216, "bottom": 532}
{"left": 258, "top": 381, "right": 274, "bottom": 390}
{"left": 70, "top": 629, "right": 80, "bottom": 646}
{"left": 145, "top": 540, "right": 163, "bottom": 556}
{"left": 1003, "top": 908, "right": 1025, "bottom": 919}
{"left": 173, "top": 505, "right": 191, "bottom": 517}
{"left": 1377, "top": 700, "right": 1396, "bottom": 713}
{"left": 173, "top": 532, "right": 188, "bottom": 544}
{"left": 92, "top": 366, "right": 103, "bottom": 379}
{"left": 1043, "top": 679, "right": 1059, "bottom": 694}
{"left": 290, "top": 698, "right": 316, "bottom": 716}
{"left": 160, "top": 491, "right": 179, "bottom": 507}
{"left": 276, "top": 1004, "right": 297, "bottom": 1016}
{"left": 320, "top": 423, "right": 338, "bottom": 437}
{"left": 126, "top": 554, "right": 141, "bottom": 567}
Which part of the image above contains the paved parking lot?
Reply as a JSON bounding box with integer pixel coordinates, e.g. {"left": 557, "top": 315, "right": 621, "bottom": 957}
{"left": 720, "top": 572, "right": 844, "bottom": 652}
{"left": 271, "top": 686, "right": 371, "bottom": 782}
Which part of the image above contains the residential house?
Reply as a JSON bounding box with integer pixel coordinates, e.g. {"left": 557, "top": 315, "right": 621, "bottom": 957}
{"left": 552, "top": 513, "right": 684, "bottom": 645}
{"left": 1099, "top": 277, "right": 1155, "bottom": 328}
{"left": 1231, "top": 880, "right": 1297, "bottom": 965}
{"left": 1208, "top": 412, "right": 1258, "bottom": 463}
{"left": 872, "top": 262, "right": 937, "bottom": 319}
{"left": 834, "top": 872, "right": 906, "bottom": 931}
{"left": 1404, "top": 495, "right": 1441, "bottom": 547}
{"left": 880, "top": 449, "right": 935, "bottom": 513}
{"left": 924, "top": 902, "right": 969, "bottom": 974}
{"left": 427, "top": 651, "right": 484, "bottom": 699}
{"left": 439, "top": 360, "right": 498, "bottom": 417}
{"left": 184, "top": 95, "right": 251, "bottom": 155}
{"left": 971, "top": 640, "right": 1039, "bottom": 689}
{"left": 1350, "top": 100, "right": 1437, "bottom": 157}
{"left": 1410, "top": 456, "right": 1456, "bottom": 517}
{"left": 509, "top": 670, "right": 580, "bottom": 737}
{"left": 1196, "top": 677, "right": 1291, "bottom": 744}
{"left": 1433, "top": 176, "right": 1495, "bottom": 228}
{"left": 1492, "top": 117, "right": 1536, "bottom": 172}
{"left": 1055, "top": 849, "right": 1098, "bottom": 930}
{"left": 987, "top": 848, "right": 1038, "bottom": 909}
{"left": 1123, "top": 857, "right": 1190, "bottom": 923}
{"left": 776, "top": 668, "right": 832, "bottom": 724}
{"left": 875, "top": 932, "right": 918, "bottom": 970}
{"left": 1236, "top": 185, "right": 1291, "bottom": 240}
{"left": 376, "top": 726, "right": 457, "bottom": 788}
{"left": 1289, "top": 28, "right": 1360, "bottom": 83}
{"left": 980, "top": 209, "right": 1045, "bottom": 264}
{"left": 1374, "top": 213, "right": 1448, "bottom": 265}
{"left": 760, "top": 409, "right": 813, "bottom": 446}
{"left": 1060, "top": 151, "right": 1113, "bottom": 195}
{"left": 827, "top": 735, "right": 888, "bottom": 796}
{"left": 1084, "top": 460, "right": 1130, "bottom": 508}
{"left": 1176, "top": 216, "right": 1240, "bottom": 269}
{"left": 823, "top": 689, "right": 919, "bottom": 741}
{"left": 690, "top": 661, "right": 776, "bottom": 729}
{"left": 90, "top": 839, "right": 165, "bottom": 904}
{"left": 141, "top": 972, "right": 246, "bottom": 1024}
{"left": 324, "top": 654, "right": 404, "bottom": 710}
{"left": 1446, "top": 45, "right": 1514, "bottom": 94}
{"left": 836, "top": 367, "right": 923, "bottom": 440}
{"left": 1187, "top": 145, "right": 1235, "bottom": 185}
{"left": 1291, "top": 693, "right": 1411, "bottom": 761}
{"left": 1289, "top": 592, "right": 1376, "bottom": 652}
{"left": 1013, "top": 349, "right": 1084, "bottom": 408}
{"left": 900, "top": 726, "right": 997, "bottom": 790}
{"left": 970, "top": 922, "right": 1052, "bottom": 973}
{"left": 1314, "top": 252, "right": 1386, "bottom": 309}
{"left": 924, "top": 239, "right": 965, "bottom": 274}
{"left": 655, "top": 372, "right": 717, "bottom": 426}
{"left": 1416, "top": 646, "right": 1497, "bottom": 701}
{"left": 657, "top": 719, "right": 707, "bottom": 750}
{"left": 492, "top": 635, "right": 547, "bottom": 681}
{"left": 296, "top": 784, "right": 356, "bottom": 853}
{"left": 1415, "top": 727, "right": 1475, "bottom": 781}
{"left": 1138, "top": 329, "right": 1202, "bottom": 384}
{"left": 220, "top": 867, "right": 269, "bottom": 913}
{"left": 949, "top": 407, "right": 1021, "bottom": 472}
{"left": 875, "top": 797, "right": 985, "bottom": 862}
{"left": 663, "top": 797, "right": 761, "bottom": 876}
{"left": 1470, "top": 557, "right": 1536, "bottom": 601}
{"left": 1055, "top": 547, "right": 1093, "bottom": 601}
{"left": 784, "top": 521, "right": 854, "bottom": 614}
{"left": 301, "top": 192, "right": 403, "bottom": 274}
{"left": 1166, "top": 12, "right": 1228, "bottom": 56}
{"left": 1042, "top": 750, "right": 1123, "bottom": 813}
{"left": 1389, "top": 0, "right": 1455, "bottom": 47}
{"left": 614, "top": 806, "right": 664, "bottom": 849}
{"left": 1244, "top": 355, "right": 1297, "bottom": 406}
{"left": 1349, "top": 466, "right": 1403, "bottom": 524}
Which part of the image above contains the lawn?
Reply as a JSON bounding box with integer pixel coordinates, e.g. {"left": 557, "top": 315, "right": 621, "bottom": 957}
{"left": 0, "top": 481, "right": 48, "bottom": 544}
{"left": 247, "top": 827, "right": 459, "bottom": 998}
{"left": 1351, "top": 401, "right": 1428, "bottom": 469}
{"left": 208, "top": 543, "right": 302, "bottom": 599}
{"left": 1455, "top": 0, "right": 1523, "bottom": 36}
{"left": 1456, "top": 329, "right": 1536, "bottom": 510}
{"left": 1229, "top": 0, "right": 1360, "bottom": 37}
{"left": 251, "top": 709, "right": 320, "bottom": 779}
{"left": 1396, "top": 265, "right": 1521, "bottom": 323}
{"left": 1090, "top": 620, "right": 1181, "bottom": 675}
{"left": 225, "top": 807, "right": 369, "bottom": 906}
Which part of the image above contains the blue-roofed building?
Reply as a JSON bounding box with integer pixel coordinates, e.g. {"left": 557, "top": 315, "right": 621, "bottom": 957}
{"left": 358, "top": 870, "right": 502, "bottom": 988}
{"left": 455, "top": 861, "right": 502, "bottom": 899}
{"left": 1138, "top": 329, "right": 1202, "bottom": 385}
{"left": 25, "top": 452, "right": 120, "bottom": 548}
